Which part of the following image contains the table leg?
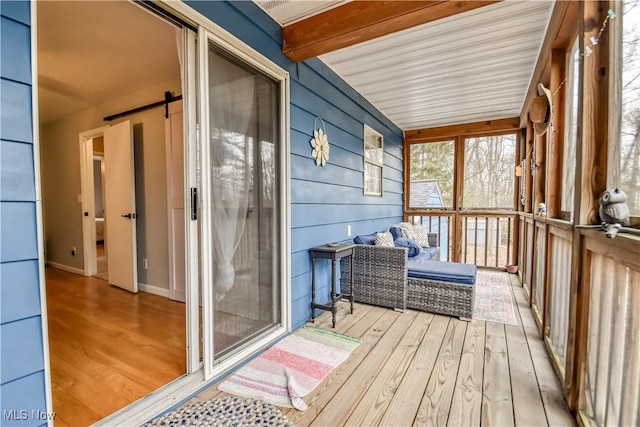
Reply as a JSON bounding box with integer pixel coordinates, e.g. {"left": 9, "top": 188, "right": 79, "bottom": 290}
{"left": 349, "top": 254, "right": 354, "bottom": 314}
{"left": 311, "top": 256, "right": 316, "bottom": 323}
{"left": 331, "top": 259, "right": 337, "bottom": 328}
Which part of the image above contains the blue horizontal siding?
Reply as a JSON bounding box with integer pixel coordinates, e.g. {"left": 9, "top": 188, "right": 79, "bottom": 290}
{"left": 292, "top": 218, "right": 403, "bottom": 254}
{"left": 1, "top": 140, "right": 36, "bottom": 201}
{"left": 291, "top": 180, "right": 403, "bottom": 205}
{"left": 1, "top": 80, "right": 32, "bottom": 143}
{"left": 0, "top": 202, "right": 38, "bottom": 263}
{"left": 1, "top": 316, "right": 44, "bottom": 384}
{"left": 0, "top": 371, "right": 48, "bottom": 427}
{"left": 292, "top": 204, "right": 402, "bottom": 228}
{"left": 0, "top": 1, "right": 30, "bottom": 26}
{"left": 1, "top": 2, "right": 48, "bottom": 423}
{"left": 1, "top": 260, "right": 41, "bottom": 324}
{"left": 1, "top": 16, "right": 31, "bottom": 84}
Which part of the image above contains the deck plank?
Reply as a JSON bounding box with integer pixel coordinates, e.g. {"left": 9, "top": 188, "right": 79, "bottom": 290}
{"left": 482, "top": 322, "right": 515, "bottom": 427}
{"left": 447, "top": 320, "right": 485, "bottom": 427}
{"left": 310, "top": 310, "right": 420, "bottom": 426}
{"left": 286, "top": 307, "right": 400, "bottom": 425}
{"left": 379, "top": 315, "right": 451, "bottom": 426}
{"left": 345, "top": 311, "right": 434, "bottom": 427}
{"left": 414, "top": 319, "right": 467, "bottom": 426}
{"left": 183, "top": 273, "right": 574, "bottom": 427}
{"left": 505, "top": 322, "right": 547, "bottom": 426}
{"left": 511, "top": 276, "right": 575, "bottom": 426}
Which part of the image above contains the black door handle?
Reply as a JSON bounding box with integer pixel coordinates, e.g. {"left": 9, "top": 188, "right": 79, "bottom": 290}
{"left": 121, "top": 213, "right": 132, "bottom": 219}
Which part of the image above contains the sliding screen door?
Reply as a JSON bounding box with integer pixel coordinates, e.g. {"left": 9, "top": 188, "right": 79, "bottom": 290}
{"left": 199, "top": 30, "right": 284, "bottom": 368}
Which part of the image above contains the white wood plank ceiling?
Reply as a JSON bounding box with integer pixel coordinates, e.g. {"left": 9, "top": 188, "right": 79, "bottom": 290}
{"left": 255, "top": 1, "right": 553, "bottom": 131}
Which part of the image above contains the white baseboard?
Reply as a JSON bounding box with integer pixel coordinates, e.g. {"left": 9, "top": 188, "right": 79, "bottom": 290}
{"left": 171, "top": 289, "right": 186, "bottom": 303}
{"left": 47, "top": 261, "right": 85, "bottom": 276}
{"left": 139, "top": 282, "right": 170, "bottom": 298}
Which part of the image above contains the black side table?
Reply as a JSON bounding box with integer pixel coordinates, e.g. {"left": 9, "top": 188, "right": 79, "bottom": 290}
{"left": 309, "top": 243, "right": 355, "bottom": 328}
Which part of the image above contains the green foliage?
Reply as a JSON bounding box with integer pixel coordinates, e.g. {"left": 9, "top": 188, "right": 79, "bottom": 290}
{"left": 410, "top": 141, "right": 454, "bottom": 206}
{"left": 409, "top": 136, "right": 516, "bottom": 209}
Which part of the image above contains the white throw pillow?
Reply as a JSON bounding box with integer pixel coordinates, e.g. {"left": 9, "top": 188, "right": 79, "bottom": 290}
{"left": 396, "top": 222, "right": 417, "bottom": 240}
{"left": 374, "top": 231, "right": 394, "bottom": 247}
{"left": 411, "top": 225, "right": 431, "bottom": 247}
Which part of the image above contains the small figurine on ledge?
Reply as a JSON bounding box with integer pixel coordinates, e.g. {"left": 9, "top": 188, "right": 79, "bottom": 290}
{"left": 599, "top": 188, "right": 630, "bottom": 238}
{"left": 576, "top": 188, "right": 640, "bottom": 238}
{"left": 537, "top": 202, "right": 547, "bottom": 217}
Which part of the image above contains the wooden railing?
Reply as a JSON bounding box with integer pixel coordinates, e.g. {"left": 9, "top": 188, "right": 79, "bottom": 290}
{"left": 532, "top": 222, "right": 546, "bottom": 327}
{"left": 407, "top": 212, "right": 516, "bottom": 267}
{"left": 460, "top": 214, "right": 515, "bottom": 268}
{"left": 545, "top": 224, "right": 573, "bottom": 377}
{"left": 578, "top": 232, "right": 640, "bottom": 427}
{"left": 517, "top": 214, "right": 640, "bottom": 427}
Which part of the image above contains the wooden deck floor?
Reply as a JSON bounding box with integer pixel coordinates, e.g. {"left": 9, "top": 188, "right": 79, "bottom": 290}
{"left": 188, "top": 274, "right": 575, "bottom": 426}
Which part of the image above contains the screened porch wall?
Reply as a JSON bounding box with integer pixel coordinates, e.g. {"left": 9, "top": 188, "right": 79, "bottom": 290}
{"left": 186, "top": 1, "right": 405, "bottom": 330}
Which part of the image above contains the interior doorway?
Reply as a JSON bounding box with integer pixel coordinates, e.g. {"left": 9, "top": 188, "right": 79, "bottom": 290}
{"left": 93, "top": 153, "right": 108, "bottom": 280}
{"left": 37, "top": 1, "right": 188, "bottom": 424}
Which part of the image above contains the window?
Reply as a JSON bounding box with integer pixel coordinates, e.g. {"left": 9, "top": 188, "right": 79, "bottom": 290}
{"left": 561, "top": 39, "right": 579, "bottom": 219}
{"left": 618, "top": 0, "right": 640, "bottom": 215}
{"left": 364, "top": 125, "right": 383, "bottom": 196}
{"left": 409, "top": 140, "right": 455, "bottom": 208}
{"left": 463, "top": 134, "right": 517, "bottom": 209}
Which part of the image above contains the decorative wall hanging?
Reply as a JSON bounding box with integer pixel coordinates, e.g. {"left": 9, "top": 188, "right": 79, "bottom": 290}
{"left": 310, "top": 117, "right": 330, "bottom": 166}
{"left": 529, "top": 83, "right": 553, "bottom": 136}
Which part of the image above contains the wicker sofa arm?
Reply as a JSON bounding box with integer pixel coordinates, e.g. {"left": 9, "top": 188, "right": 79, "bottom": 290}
{"left": 340, "top": 245, "right": 408, "bottom": 310}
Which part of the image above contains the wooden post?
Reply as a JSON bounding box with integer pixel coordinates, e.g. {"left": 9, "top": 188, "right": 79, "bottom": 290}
{"left": 577, "top": 1, "right": 610, "bottom": 226}
{"left": 452, "top": 136, "right": 465, "bottom": 262}
{"left": 547, "top": 49, "right": 567, "bottom": 218}
{"left": 566, "top": 0, "right": 613, "bottom": 410}
{"left": 525, "top": 123, "right": 534, "bottom": 213}
{"left": 534, "top": 132, "right": 547, "bottom": 214}
{"left": 403, "top": 135, "right": 409, "bottom": 222}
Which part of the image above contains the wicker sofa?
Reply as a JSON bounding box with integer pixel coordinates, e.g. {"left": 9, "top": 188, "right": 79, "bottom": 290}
{"left": 340, "top": 240, "right": 476, "bottom": 319}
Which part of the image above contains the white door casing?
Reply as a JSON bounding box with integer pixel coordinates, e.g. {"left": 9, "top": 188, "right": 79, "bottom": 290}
{"left": 79, "top": 126, "right": 110, "bottom": 277}
{"left": 104, "top": 120, "right": 138, "bottom": 293}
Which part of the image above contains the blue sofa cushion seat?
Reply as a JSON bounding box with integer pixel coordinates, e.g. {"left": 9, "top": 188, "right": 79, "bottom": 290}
{"left": 406, "top": 257, "right": 477, "bottom": 285}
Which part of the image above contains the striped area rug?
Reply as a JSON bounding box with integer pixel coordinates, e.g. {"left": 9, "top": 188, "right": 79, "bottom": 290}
{"left": 218, "top": 326, "right": 361, "bottom": 411}
{"left": 473, "top": 270, "right": 518, "bottom": 326}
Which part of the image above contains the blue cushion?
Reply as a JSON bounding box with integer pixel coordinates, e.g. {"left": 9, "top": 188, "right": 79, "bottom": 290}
{"left": 420, "top": 246, "right": 439, "bottom": 260}
{"left": 389, "top": 226, "right": 403, "bottom": 241}
{"left": 354, "top": 233, "right": 376, "bottom": 245}
{"left": 406, "top": 258, "right": 477, "bottom": 284}
{"left": 394, "top": 237, "right": 420, "bottom": 257}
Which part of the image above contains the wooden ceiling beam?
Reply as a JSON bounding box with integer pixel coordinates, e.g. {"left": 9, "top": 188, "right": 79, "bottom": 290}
{"left": 282, "top": 0, "right": 501, "bottom": 62}
{"left": 404, "top": 117, "right": 522, "bottom": 142}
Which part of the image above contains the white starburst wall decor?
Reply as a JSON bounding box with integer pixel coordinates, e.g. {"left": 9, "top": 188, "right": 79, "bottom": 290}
{"left": 310, "top": 117, "right": 330, "bottom": 166}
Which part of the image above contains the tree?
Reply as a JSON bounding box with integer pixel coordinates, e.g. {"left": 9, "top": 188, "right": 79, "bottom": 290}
{"left": 410, "top": 141, "right": 455, "bottom": 206}
{"left": 621, "top": 0, "right": 640, "bottom": 214}
{"left": 409, "top": 135, "right": 516, "bottom": 209}
{"left": 462, "top": 135, "right": 516, "bottom": 209}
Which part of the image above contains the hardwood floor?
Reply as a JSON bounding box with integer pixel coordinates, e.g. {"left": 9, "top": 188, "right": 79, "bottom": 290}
{"left": 186, "top": 274, "right": 575, "bottom": 427}
{"left": 45, "top": 267, "right": 186, "bottom": 427}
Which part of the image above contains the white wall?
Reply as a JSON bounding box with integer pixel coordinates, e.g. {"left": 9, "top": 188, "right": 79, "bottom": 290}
{"left": 40, "top": 76, "right": 181, "bottom": 290}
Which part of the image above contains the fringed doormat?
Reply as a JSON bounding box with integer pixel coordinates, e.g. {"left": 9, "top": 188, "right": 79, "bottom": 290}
{"left": 473, "top": 270, "right": 518, "bottom": 326}
{"left": 143, "top": 395, "right": 294, "bottom": 427}
{"left": 218, "top": 326, "right": 361, "bottom": 411}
